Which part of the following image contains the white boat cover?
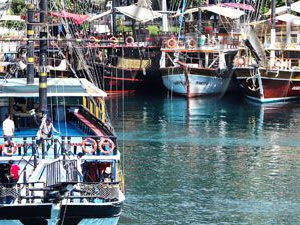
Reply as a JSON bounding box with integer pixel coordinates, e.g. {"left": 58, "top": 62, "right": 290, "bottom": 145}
{"left": 0, "top": 78, "right": 107, "bottom": 97}
{"left": 0, "top": 15, "right": 24, "bottom": 21}
{"left": 172, "top": 5, "right": 245, "bottom": 19}
{"left": 275, "top": 14, "right": 300, "bottom": 25}
{"left": 116, "top": 5, "right": 162, "bottom": 23}
{"left": 88, "top": 5, "right": 162, "bottom": 23}
{"left": 250, "top": 14, "right": 300, "bottom": 26}
{"left": 88, "top": 10, "right": 112, "bottom": 22}
{"left": 265, "top": 1, "right": 300, "bottom": 15}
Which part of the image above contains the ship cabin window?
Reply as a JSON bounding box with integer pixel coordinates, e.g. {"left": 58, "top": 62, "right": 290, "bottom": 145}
{"left": 82, "top": 160, "right": 116, "bottom": 183}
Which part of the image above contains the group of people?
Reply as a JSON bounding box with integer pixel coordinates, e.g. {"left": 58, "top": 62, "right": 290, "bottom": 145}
{"left": 2, "top": 113, "right": 59, "bottom": 153}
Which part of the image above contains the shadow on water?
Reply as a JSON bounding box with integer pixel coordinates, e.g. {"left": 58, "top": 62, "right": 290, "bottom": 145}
{"left": 106, "top": 93, "right": 300, "bottom": 225}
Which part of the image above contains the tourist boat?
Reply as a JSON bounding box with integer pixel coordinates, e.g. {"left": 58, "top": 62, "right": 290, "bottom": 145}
{"left": 0, "top": 2, "right": 125, "bottom": 225}
{"left": 87, "top": 0, "right": 162, "bottom": 94}
{"left": 233, "top": 1, "right": 300, "bottom": 103}
{"left": 159, "top": 5, "right": 246, "bottom": 97}
{"left": 91, "top": 40, "right": 161, "bottom": 94}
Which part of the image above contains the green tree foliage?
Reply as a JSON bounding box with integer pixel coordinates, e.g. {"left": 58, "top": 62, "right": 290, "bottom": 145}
{"left": 260, "top": 0, "right": 299, "bottom": 14}
{"left": 10, "top": 0, "right": 25, "bottom": 15}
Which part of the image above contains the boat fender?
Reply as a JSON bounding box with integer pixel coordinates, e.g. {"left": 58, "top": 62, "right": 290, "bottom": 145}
{"left": 98, "top": 51, "right": 103, "bottom": 62}
{"left": 238, "top": 57, "right": 245, "bottom": 67}
{"left": 125, "top": 36, "right": 134, "bottom": 45}
{"left": 2, "top": 141, "right": 18, "bottom": 156}
{"left": 188, "top": 39, "right": 197, "bottom": 48}
{"left": 166, "top": 38, "right": 177, "bottom": 48}
{"left": 275, "top": 60, "right": 281, "bottom": 68}
{"left": 99, "top": 138, "right": 115, "bottom": 154}
{"left": 82, "top": 138, "right": 97, "bottom": 154}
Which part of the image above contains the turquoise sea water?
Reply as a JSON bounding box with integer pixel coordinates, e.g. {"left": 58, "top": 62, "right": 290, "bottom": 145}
{"left": 108, "top": 93, "right": 300, "bottom": 225}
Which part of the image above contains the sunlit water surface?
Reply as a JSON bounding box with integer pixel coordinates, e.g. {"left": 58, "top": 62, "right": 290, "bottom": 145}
{"left": 106, "top": 94, "right": 300, "bottom": 225}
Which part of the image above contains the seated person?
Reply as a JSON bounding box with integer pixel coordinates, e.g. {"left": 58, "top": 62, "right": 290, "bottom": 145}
{"left": 102, "top": 167, "right": 112, "bottom": 183}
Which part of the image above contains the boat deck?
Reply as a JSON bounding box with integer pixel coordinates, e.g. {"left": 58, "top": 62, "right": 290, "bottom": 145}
{"left": 1, "top": 121, "right": 85, "bottom": 140}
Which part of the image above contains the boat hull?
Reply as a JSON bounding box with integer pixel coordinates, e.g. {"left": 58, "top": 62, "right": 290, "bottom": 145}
{"left": 0, "top": 202, "right": 123, "bottom": 225}
{"left": 235, "top": 67, "right": 300, "bottom": 103}
{"left": 161, "top": 67, "right": 234, "bottom": 97}
{"left": 95, "top": 63, "right": 162, "bottom": 94}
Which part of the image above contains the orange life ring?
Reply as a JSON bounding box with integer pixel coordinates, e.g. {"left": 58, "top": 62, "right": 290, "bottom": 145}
{"left": 125, "top": 36, "right": 134, "bottom": 45}
{"left": 99, "top": 138, "right": 115, "bottom": 155}
{"left": 82, "top": 138, "right": 97, "bottom": 154}
{"left": 166, "top": 38, "right": 177, "bottom": 48}
{"left": 1, "top": 141, "right": 18, "bottom": 156}
{"left": 188, "top": 39, "right": 197, "bottom": 48}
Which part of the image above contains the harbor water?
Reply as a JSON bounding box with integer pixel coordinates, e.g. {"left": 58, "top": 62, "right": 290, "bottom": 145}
{"left": 107, "top": 93, "right": 300, "bottom": 225}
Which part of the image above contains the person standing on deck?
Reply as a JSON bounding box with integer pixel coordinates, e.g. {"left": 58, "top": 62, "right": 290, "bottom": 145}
{"left": 38, "top": 117, "right": 60, "bottom": 151}
{"left": 9, "top": 160, "right": 20, "bottom": 184}
{"left": 2, "top": 114, "right": 15, "bottom": 146}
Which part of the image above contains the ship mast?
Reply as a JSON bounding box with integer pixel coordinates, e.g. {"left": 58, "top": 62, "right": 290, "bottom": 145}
{"left": 197, "top": 0, "right": 201, "bottom": 47}
{"left": 112, "top": 0, "right": 117, "bottom": 36}
{"left": 26, "top": 3, "right": 35, "bottom": 84}
{"left": 286, "top": 0, "right": 291, "bottom": 45}
{"left": 162, "top": 0, "right": 168, "bottom": 32}
{"left": 39, "top": 0, "right": 48, "bottom": 116}
{"left": 270, "top": 0, "right": 276, "bottom": 67}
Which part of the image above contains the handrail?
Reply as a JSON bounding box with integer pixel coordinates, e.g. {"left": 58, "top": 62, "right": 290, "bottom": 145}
{"left": 0, "top": 181, "right": 121, "bottom": 203}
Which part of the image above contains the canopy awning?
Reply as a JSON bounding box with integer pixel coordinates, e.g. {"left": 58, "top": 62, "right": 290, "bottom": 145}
{"left": 88, "top": 10, "right": 112, "bottom": 22}
{"left": 49, "top": 11, "right": 89, "bottom": 25}
{"left": 172, "top": 5, "right": 245, "bottom": 19}
{"left": 218, "top": 3, "right": 255, "bottom": 11}
{"left": 202, "top": 5, "right": 246, "bottom": 19}
{"left": 116, "top": 5, "right": 162, "bottom": 23}
{"left": 0, "top": 78, "right": 107, "bottom": 97}
{"left": 276, "top": 13, "right": 300, "bottom": 25}
{"left": 88, "top": 5, "right": 162, "bottom": 23}
{"left": 265, "top": 1, "right": 300, "bottom": 15}
{"left": 0, "top": 15, "right": 25, "bottom": 21}
{"left": 249, "top": 14, "right": 300, "bottom": 26}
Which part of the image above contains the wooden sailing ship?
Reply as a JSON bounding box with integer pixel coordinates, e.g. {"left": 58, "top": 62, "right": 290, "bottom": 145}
{"left": 86, "top": 0, "right": 162, "bottom": 94}
{"left": 0, "top": 1, "right": 125, "bottom": 225}
{"left": 233, "top": 1, "right": 300, "bottom": 103}
{"left": 159, "top": 5, "right": 245, "bottom": 97}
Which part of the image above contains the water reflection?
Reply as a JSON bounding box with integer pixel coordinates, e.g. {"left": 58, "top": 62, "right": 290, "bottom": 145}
{"left": 106, "top": 95, "right": 300, "bottom": 225}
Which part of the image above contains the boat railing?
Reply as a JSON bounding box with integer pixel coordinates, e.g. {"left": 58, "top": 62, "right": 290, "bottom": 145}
{"left": 0, "top": 181, "right": 120, "bottom": 204}
{"left": 265, "top": 55, "right": 300, "bottom": 70}
{"left": 161, "top": 33, "right": 240, "bottom": 49}
{"left": 91, "top": 32, "right": 161, "bottom": 47}
{"left": 0, "top": 134, "right": 118, "bottom": 159}
{"left": 264, "top": 35, "right": 300, "bottom": 49}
